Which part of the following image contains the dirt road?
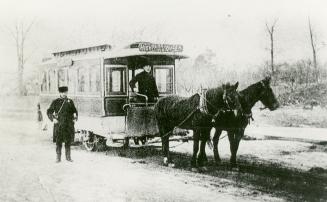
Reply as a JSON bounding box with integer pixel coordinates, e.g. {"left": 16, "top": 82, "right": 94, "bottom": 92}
{"left": 0, "top": 116, "right": 283, "bottom": 202}
{"left": 1, "top": 96, "right": 326, "bottom": 202}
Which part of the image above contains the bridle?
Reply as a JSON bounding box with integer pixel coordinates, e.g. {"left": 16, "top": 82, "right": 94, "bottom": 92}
{"left": 223, "top": 89, "right": 234, "bottom": 110}
{"left": 199, "top": 89, "right": 241, "bottom": 123}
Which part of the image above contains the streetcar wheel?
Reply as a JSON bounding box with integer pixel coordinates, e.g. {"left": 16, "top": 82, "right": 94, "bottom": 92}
{"left": 83, "top": 133, "right": 97, "bottom": 151}
{"left": 123, "top": 137, "right": 130, "bottom": 148}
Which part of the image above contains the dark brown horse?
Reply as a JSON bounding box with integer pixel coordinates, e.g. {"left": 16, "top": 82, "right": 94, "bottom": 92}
{"left": 210, "top": 77, "right": 279, "bottom": 167}
{"left": 154, "top": 82, "right": 242, "bottom": 168}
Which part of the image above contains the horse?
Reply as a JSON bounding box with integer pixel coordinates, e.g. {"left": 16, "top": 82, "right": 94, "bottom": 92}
{"left": 154, "top": 82, "right": 242, "bottom": 168}
{"left": 209, "top": 77, "right": 279, "bottom": 167}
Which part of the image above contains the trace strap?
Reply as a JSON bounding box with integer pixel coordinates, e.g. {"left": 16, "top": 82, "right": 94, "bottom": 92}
{"left": 160, "top": 90, "right": 237, "bottom": 140}
{"left": 161, "top": 106, "right": 201, "bottom": 139}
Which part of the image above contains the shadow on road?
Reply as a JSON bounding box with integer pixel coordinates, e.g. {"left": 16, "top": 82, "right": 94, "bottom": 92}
{"left": 101, "top": 144, "right": 327, "bottom": 202}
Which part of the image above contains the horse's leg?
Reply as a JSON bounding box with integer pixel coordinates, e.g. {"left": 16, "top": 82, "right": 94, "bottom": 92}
{"left": 133, "top": 137, "right": 139, "bottom": 145}
{"left": 213, "top": 129, "right": 222, "bottom": 164}
{"left": 140, "top": 136, "right": 147, "bottom": 145}
{"left": 227, "top": 130, "right": 237, "bottom": 167}
{"left": 191, "top": 129, "right": 200, "bottom": 170}
{"left": 232, "top": 128, "right": 245, "bottom": 165}
{"left": 198, "top": 128, "right": 210, "bottom": 167}
{"left": 159, "top": 124, "right": 170, "bottom": 166}
{"left": 161, "top": 134, "right": 170, "bottom": 166}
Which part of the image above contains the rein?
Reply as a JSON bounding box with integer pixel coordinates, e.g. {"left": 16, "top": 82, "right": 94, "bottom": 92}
{"left": 160, "top": 106, "right": 201, "bottom": 139}
{"left": 198, "top": 90, "right": 236, "bottom": 118}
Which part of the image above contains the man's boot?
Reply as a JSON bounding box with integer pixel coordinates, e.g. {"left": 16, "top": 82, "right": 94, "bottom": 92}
{"left": 65, "top": 144, "right": 73, "bottom": 162}
{"left": 56, "top": 144, "right": 62, "bottom": 163}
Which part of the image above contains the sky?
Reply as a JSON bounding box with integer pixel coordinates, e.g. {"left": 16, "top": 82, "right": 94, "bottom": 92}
{"left": 0, "top": 0, "right": 327, "bottom": 79}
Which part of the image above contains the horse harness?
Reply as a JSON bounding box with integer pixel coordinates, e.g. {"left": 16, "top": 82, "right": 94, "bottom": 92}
{"left": 177, "top": 90, "right": 241, "bottom": 140}
{"left": 237, "top": 92, "right": 254, "bottom": 125}
{"left": 160, "top": 89, "right": 239, "bottom": 139}
{"left": 199, "top": 89, "right": 238, "bottom": 123}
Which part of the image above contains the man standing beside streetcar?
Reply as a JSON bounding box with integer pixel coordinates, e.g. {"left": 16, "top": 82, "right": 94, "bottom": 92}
{"left": 47, "top": 86, "right": 78, "bottom": 163}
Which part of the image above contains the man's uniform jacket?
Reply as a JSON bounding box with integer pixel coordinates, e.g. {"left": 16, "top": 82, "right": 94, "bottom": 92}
{"left": 47, "top": 98, "right": 78, "bottom": 143}
{"left": 129, "top": 71, "right": 159, "bottom": 102}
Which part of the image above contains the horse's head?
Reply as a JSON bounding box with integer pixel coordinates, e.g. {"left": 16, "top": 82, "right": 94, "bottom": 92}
{"left": 222, "top": 82, "right": 242, "bottom": 112}
{"left": 212, "top": 81, "right": 242, "bottom": 124}
{"left": 258, "top": 77, "right": 279, "bottom": 111}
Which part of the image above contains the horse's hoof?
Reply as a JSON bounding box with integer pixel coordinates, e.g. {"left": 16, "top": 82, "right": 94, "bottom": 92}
{"left": 199, "top": 166, "right": 208, "bottom": 172}
{"left": 168, "top": 163, "right": 175, "bottom": 168}
{"left": 191, "top": 167, "right": 199, "bottom": 172}
{"left": 231, "top": 167, "right": 240, "bottom": 172}
{"left": 163, "top": 157, "right": 168, "bottom": 166}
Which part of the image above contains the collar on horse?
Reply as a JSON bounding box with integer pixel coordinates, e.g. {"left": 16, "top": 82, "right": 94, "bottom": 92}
{"left": 198, "top": 89, "right": 235, "bottom": 113}
{"left": 198, "top": 89, "right": 237, "bottom": 123}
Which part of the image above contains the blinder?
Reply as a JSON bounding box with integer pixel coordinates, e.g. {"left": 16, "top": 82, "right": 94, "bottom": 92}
{"left": 199, "top": 89, "right": 242, "bottom": 124}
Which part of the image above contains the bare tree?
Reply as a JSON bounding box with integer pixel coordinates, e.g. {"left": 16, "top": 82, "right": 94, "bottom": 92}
{"left": 265, "top": 19, "right": 278, "bottom": 75}
{"left": 308, "top": 18, "right": 318, "bottom": 82}
{"left": 4, "top": 20, "right": 35, "bottom": 95}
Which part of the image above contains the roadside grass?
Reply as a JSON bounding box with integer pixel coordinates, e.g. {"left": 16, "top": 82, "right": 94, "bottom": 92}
{"left": 253, "top": 106, "right": 327, "bottom": 128}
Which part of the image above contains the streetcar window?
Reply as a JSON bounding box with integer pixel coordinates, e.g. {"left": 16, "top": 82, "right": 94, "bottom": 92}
{"left": 58, "top": 68, "right": 68, "bottom": 87}
{"left": 154, "top": 67, "right": 173, "bottom": 94}
{"left": 96, "top": 72, "right": 101, "bottom": 92}
{"left": 106, "top": 67, "right": 126, "bottom": 95}
{"left": 112, "top": 71, "right": 121, "bottom": 91}
{"left": 41, "top": 71, "right": 47, "bottom": 92}
{"left": 77, "top": 67, "right": 89, "bottom": 92}
{"left": 68, "top": 68, "right": 76, "bottom": 94}
{"left": 75, "top": 59, "right": 101, "bottom": 94}
{"left": 48, "top": 69, "right": 57, "bottom": 92}
{"left": 90, "top": 67, "right": 101, "bottom": 93}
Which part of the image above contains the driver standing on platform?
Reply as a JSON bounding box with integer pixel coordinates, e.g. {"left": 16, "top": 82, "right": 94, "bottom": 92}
{"left": 129, "top": 62, "right": 159, "bottom": 103}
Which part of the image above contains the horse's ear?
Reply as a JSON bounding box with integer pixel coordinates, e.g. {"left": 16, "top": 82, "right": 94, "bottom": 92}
{"left": 233, "top": 82, "right": 239, "bottom": 90}
{"left": 265, "top": 76, "right": 271, "bottom": 83}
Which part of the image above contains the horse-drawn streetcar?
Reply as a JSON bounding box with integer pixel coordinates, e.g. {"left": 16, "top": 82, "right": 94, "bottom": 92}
{"left": 39, "top": 42, "right": 188, "bottom": 150}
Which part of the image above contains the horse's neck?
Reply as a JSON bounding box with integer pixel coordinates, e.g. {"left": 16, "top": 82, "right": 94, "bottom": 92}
{"left": 240, "top": 83, "right": 262, "bottom": 112}
{"left": 205, "top": 87, "right": 224, "bottom": 113}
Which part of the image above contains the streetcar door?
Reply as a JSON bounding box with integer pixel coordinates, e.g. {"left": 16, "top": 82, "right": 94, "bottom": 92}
{"left": 104, "top": 65, "right": 128, "bottom": 116}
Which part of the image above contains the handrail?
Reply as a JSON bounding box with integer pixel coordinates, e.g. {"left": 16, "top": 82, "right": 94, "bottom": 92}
{"left": 134, "top": 92, "right": 148, "bottom": 106}
{"left": 122, "top": 104, "right": 131, "bottom": 111}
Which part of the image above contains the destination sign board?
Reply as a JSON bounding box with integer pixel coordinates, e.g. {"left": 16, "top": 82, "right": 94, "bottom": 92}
{"left": 138, "top": 43, "right": 183, "bottom": 52}
{"left": 56, "top": 58, "right": 73, "bottom": 67}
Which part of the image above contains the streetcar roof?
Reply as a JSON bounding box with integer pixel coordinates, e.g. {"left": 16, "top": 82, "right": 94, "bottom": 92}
{"left": 40, "top": 42, "right": 188, "bottom": 66}
{"left": 104, "top": 42, "right": 188, "bottom": 59}
{"left": 52, "top": 44, "right": 111, "bottom": 58}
